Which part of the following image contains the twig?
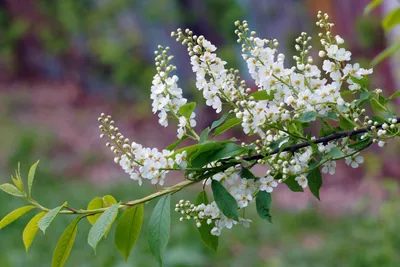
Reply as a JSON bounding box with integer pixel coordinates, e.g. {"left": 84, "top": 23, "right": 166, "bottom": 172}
{"left": 244, "top": 117, "right": 400, "bottom": 161}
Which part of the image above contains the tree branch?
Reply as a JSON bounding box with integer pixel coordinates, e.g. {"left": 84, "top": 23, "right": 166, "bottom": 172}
{"left": 244, "top": 117, "right": 400, "bottom": 161}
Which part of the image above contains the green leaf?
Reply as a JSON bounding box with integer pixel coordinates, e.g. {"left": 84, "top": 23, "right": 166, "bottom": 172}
{"left": 189, "top": 142, "right": 225, "bottom": 162}
{"left": 371, "top": 41, "right": 400, "bottom": 67}
{"left": 11, "top": 173, "right": 24, "bottom": 192}
{"left": 103, "top": 195, "right": 118, "bottom": 207}
{"left": 204, "top": 143, "right": 246, "bottom": 163}
{"left": 195, "top": 191, "right": 209, "bottom": 205}
{"left": 148, "top": 195, "right": 171, "bottom": 267}
{"left": 212, "top": 118, "right": 241, "bottom": 137}
{"left": 283, "top": 177, "right": 304, "bottom": 192}
{"left": 371, "top": 115, "right": 386, "bottom": 124}
{"left": 371, "top": 98, "right": 386, "bottom": 112}
{"left": 195, "top": 191, "right": 218, "bottom": 252}
{"left": 51, "top": 217, "right": 79, "bottom": 267}
{"left": 179, "top": 102, "right": 196, "bottom": 118}
{"left": 0, "top": 183, "right": 25, "bottom": 197}
{"left": 88, "top": 203, "right": 120, "bottom": 251}
{"left": 355, "top": 92, "right": 371, "bottom": 107}
{"left": 297, "top": 111, "right": 317, "bottom": 123}
{"left": 23, "top": 211, "right": 46, "bottom": 251}
{"left": 211, "top": 180, "right": 239, "bottom": 221}
{"left": 326, "top": 111, "right": 339, "bottom": 121}
{"left": 255, "top": 191, "right": 272, "bottom": 223}
{"left": 350, "top": 76, "right": 368, "bottom": 89}
{"left": 87, "top": 195, "right": 117, "bottom": 226}
{"left": 382, "top": 8, "right": 400, "bottom": 32}
{"left": 0, "top": 206, "right": 35, "bottom": 229}
{"left": 191, "top": 143, "right": 246, "bottom": 168}
{"left": 337, "top": 105, "right": 349, "bottom": 113}
{"left": 348, "top": 138, "right": 372, "bottom": 150}
{"left": 339, "top": 118, "right": 354, "bottom": 130}
{"left": 38, "top": 203, "right": 66, "bottom": 234}
{"left": 87, "top": 197, "right": 104, "bottom": 225}
{"left": 166, "top": 136, "right": 188, "bottom": 151}
{"left": 239, "top": 168, "right": 257, "bottom": 180}
{"left": 173, "top": 143, "right": 203, "bottom": 159}
{"left": 210, "top": 113, "right": 230, "bottom": 130}
{"left": 323, "top": 147, "right": 345, "bottom": 160}
{"left": 27, "top": 160, "right": 40, "bottom": 197}
{"left": 307, "top": 168, "right": 322, "bottom": 200}
{"left": 115, "top": 204, "right": 144, "bottom": 261}
{"left": 364, "top": 0, "right": 383, "bottom": 15}
{"left": 389, "top": 90, "right": 400, "bottom": 100}
{"left": 199, "top": 127, "right": 211, "bottom": 143}
{"left": 250, "top": 90, "right": 273, "bottom": 100}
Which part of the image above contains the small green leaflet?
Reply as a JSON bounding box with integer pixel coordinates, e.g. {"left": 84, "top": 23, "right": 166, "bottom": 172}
{"left": 199, "top": 127, "right": 211, "bottom": 143}
{"left": 11, "top": 173, "right": 24, "bottom": 192}
{"left": 324, "top": 111, "right": 339, "bottom": 121}
{"left": 51, "top": 217, "right": 80, "bottom": 267}
{"left": 179, "top": 102, "right": 196, "bottom": 118}
{"left": 103, "top": 195, "right": 118, "bottom": 207}
{"left": 339, "top": 118, "right": 354, "bottom": 130}
{"left": 211, "top": 180, "right": 239, "bottom": 221}
{"left": 212, "top": 118, "right": 241, "bottom": 137}
{"left": 195, "top": 191, "right": 209, "bottom": 205}
{"left": 0, "top": 206, "right": 35, "bottom": 229}
{"left": 382, "top": 8, "right": 400, "bottom": 32}
{"left": 210, "top": 113, "right": 230, "bottom": 130}
{"left": 23, "top": 211, "right": 46, "bottom": 251}
{"left": 172, "top": 143, "right": 202, "bottom": 160}
{"left": 364, "top": 0, "right": 383, "bottom": 15}
{"left": 337, "top": 105, "right": 349, "bottom": 113}
{"left": 371, "top": 98, "right": 387, "bottom": 112}
{"left": 38, "top": 202, "right": 66, "bottom": 234}
{"left": 348, "top": 138, "right": 372, "bottom": 150}
{"left": 322, "top": 147, "right": 345, "bottom": 160}
{"left": 115, "top": 204, "right": 144, "bottom": 261}
{"left": 148, "top": 195, "right": 171, "bottom": 267}
{"left": 389, "top": 90, "right": 400, "bottom": 100}
{"left": 191, "top": 143, "right": 246, "bottom": 168}
{"left": 354, "top": 92, "right": 371, "bottom": 107}
{"left": 250, "top": 90, "right": 273, "bottom": 101}
{"left": 256, "top": 191, "right": 272, "bottom": 223}
{"left": 88, "top": 203, "right": 120, "bottom": 251}
{"left": 28, "top": 160, "right": 40, "bottom": 197}
{"left": 0, "top": 183, "right": 25, "bottom": 197}
{"left": 166, "top": 136, "right": 188, "bottom": 151}
{"left": 371, "top": 41, "right": 400, "bottom": 67}
{"left": 283, "top": 177, "right": 304, "bottom": 192}
{"left": 307, "top": 167, "right": 322, "bottom": 200}
{"left": 195, "top": 191, "right": 218, "bottom": 252}
{"left": 87, "top": 195, "right": 117, "bottom": 226}
{"left": 297, "top": 111, "right": 317, "bottom": 123}
{"left": 350, "top": 76, "right": 368, "bottom": 89}
{"left": 239, "top": 168, "right": 257, "bottom": 180}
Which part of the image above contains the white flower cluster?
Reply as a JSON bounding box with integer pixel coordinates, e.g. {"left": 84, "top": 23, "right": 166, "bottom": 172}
{"left": 172, "top": 29, "right": 248, "bottom": 114}
{"left": 150, "top": 45, "right": 197, "bottom": 138}
{"left": 98, "top": 113, "right": 187, "bottom": 186}
{"left": 176, "top": 166, "right": 280, "bottom": 236}
{"left": 119, "top": 143, "right": 187, "bottom": 186}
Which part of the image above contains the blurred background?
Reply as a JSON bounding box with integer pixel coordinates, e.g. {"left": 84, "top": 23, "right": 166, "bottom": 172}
{"left": 0, "top": 0, "right": 400, "bottom": 266}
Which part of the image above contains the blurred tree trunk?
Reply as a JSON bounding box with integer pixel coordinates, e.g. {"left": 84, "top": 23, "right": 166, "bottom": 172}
{"left": 3, "top": 0, "right": 43, "bottom": 80}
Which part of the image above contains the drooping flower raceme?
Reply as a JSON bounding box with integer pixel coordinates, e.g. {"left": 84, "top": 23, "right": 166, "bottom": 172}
{"left": 99, "top": 113, "right": 187, "bottom": 186}
{"left": 150, "top": 45, "right": 197, "bottom": 139}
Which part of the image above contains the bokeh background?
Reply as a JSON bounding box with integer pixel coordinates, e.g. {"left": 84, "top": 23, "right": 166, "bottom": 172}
{"left": 1, "top": 0, "right": 400, "bottom": 266}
